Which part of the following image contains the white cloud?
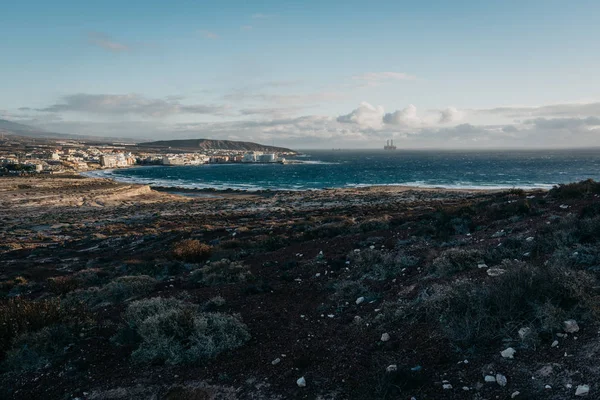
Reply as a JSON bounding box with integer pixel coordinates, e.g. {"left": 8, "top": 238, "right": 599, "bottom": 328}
{"left": 439, "top": 107, "right": 464, "bottom": 124}
{"left": 383, "top": 104, "right": 421, "bottom": 127}
{"left": 241, "top": 25, "right": 253, "bottom": 31}
{"left": 199, "top": 30, "right": 219, "bottom": 39}
{"left": 337, "top": 102, "right": 385, "bottom": 129}
{"left": 88, "top": 32, "right": 130, "bottom": 53}
{"left": 38, "top": 94, "right": 228, "bottom": 117}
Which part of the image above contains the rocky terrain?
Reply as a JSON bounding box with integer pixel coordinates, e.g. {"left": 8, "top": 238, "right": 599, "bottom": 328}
{"left": 1, "top": 176, "right": 600, "bottom": 399}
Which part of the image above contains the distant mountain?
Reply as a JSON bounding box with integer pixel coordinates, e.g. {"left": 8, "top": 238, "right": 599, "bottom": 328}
{"left": 0, "top": 119, "right": 83, "bottom": 139}
{"left": 0, "top": 119, "right": 42, "bottom": 133}
{"left": 139, "top": 139, "right": 296, "bottom": 153}
{"left": 0, "top": 119, "right": 139, "bottom": 142}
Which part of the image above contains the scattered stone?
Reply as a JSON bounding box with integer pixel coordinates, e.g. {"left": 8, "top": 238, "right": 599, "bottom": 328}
{"left": 525, "top": 236, "right": 535, "bottom": 242}
{"left": 355, "top": 296, "right": 365, "bottom": 305}
{"left": 386, "top": 364, "right": 397, "bottom": 373}
{"left": 551, "top": 340, "right": 559, "bottom": 348}
{"left": 511, "top": 391, "right": 520, "bottom": 398}
{"left": 485, "top": 375, "right": 497, "bottom": 383}
{"left": 296, "top": 377, "right": 306, "bottom": 387}
{"left": 501, "top": 347, "right": 516, "bottom": 359}
{"left": 462, "top": 386, "right": 469, "bottom": 391}
{"left": 487, "top": 268, "right": 507, "bottom": 277}
{"left": 496, "top": 374, "right": 507, "bottom": 387}
{"left": 564, "top": 319, "right": 580, "bottom": 333}
{"left": 381, "top": 333, "right": 390, "bottom": 342}
{"left": 477, "top": 263, "right": 489, "bottom": 269}
{"left": 519, "top": 327, "right": 532, "bottom": 340}
{"left": 442, "top": 384, "right": 453, "bottom": 390}
{"left": 545, "top": 385, "right": 552, "bottom": 389}
{"left": 271, "top": 358, "right": 281, "bottom": 365}
{"left": 575, "top": 385, "right": 590, "bottom": 396}
{"left": 353, "top": 316, "right": 362, "bottom": 324}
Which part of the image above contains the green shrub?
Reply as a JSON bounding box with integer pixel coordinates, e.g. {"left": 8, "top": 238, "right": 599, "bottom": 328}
{"left": 359, "top": 217, "right": 390, "bottom": 233}
{"left": 66, "top": 275, "right": 156, "bottom": 307}
{"left": 119, "top": 297, "right": 250, "bottom": 365}
{"left": 347, "top": 249, "right": 419, "bottom": 281}
{"left": 549, "top": 179, "right": 600, "bottom": 199}
{"left": 48, "top": 268, "right": 106, "bottom": 294}
{"left": 173, "top": 240, "right": 212, "bottom": 262}
{"left": 3, "top": 325, "right": 73, "bottom": 372}
{"left": 429, "top": 248, "right": 483, "bottom": 276}
{"left": 189, "top": 259, "right": 252, "bottom": 286}
{"left": 416, "top": 263, "right": 599, "bottom": 346}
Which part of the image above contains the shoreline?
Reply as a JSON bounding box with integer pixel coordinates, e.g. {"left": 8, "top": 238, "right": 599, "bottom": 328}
{"left": 81, "top": 167, "right": 553, "bottom": 195}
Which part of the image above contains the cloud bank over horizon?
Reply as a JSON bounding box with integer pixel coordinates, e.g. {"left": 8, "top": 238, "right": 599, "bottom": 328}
{"left": 4, "top": 92, "right": 600, "bottom": 148}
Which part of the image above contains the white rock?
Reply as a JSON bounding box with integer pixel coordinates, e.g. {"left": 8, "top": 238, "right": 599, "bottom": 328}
{"left": 567, "top": 384, "right": 573, "bottom": 389}
{"left": 496, "top": 374, "right": 508, "bottom": 387}
{"left": 442, "top": 384, "right": 453, "bottom": 390}
{"left": 545, "top": 385, "right": 552, "bottom": 389}
{"left": 551, "top": 340, "right": 559, "bottom": 348}
{"left": 501, "top": 347, "right": 516, "bottom": 359}
{"left": 487, "top": 268, "right": 507, "bottom": 277}
{"left": 575, "top": 385, "right": 590, "bottom": 396}
{"left": 478, "top": 263, "right": 489, "bottom": 269}
{"left": 485, "top": 375, "right": 497, "bottom": 383}
{"left": 356, "top": 296, "right": 365, "bottom": 305}
{"left": 511, "top": 391, "right": 521, "bottom": 398}
{"left": 564, "top": 319, "right": 580, "bottom": 333}
{"left": 526, "top": 236, "right": 535, "bottom": 242}
{"left": 386, "top": 364, "right": 397, "bottom": 373}
{"left": 381, "top": 333, "right": 390, "bottom": 342}
{"left": 271, "top": 358, "right": 281, "bottom": 365}
{"left": 296, "top": 377, "right": 306, "bottom": 387}
{"left": 519, "top": 327, "right": 532, "bottom": 340}
{"left": 462, "top": 386, "right": 469, "bottom": 391}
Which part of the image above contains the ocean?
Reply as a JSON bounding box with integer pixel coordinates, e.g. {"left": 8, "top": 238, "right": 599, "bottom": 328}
{"left": 85, "top": 149, "right": 600, "bottom": 191}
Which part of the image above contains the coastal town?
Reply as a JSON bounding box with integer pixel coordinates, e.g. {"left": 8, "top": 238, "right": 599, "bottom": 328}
{"left": 0, "top": 135, "right": 295, "bottom": 175}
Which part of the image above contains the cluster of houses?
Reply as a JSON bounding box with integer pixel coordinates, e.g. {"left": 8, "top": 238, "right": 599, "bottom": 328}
{"left": 0, "top": 136, "right": 290, "bottom": 175}
{"left": 160, "top": 151, "right": 285, "bottom": 166}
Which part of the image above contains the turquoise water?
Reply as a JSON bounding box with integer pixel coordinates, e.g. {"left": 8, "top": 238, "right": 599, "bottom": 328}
{"left": 87, "top": 149, "right": 600, "bottom": 191}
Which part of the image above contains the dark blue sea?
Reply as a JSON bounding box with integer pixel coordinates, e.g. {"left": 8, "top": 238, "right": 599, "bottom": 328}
{"left": 86, "top": 149, "right": 600, "bottom": 191}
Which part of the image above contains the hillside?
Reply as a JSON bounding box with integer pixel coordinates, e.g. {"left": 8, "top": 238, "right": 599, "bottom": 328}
{"left": 2, "top": 179, "right": 600, "bottom": 399}
{"left": 139, "top": 138, "right": 296, "bottom": 153}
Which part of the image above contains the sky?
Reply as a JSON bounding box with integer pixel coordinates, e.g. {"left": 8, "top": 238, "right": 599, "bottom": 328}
{"left": 1, "top": 0, "right": 600, "bottom": 148}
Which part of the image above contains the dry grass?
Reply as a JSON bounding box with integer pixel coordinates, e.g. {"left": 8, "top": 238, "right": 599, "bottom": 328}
{"left": 173, "top": 240, "right": 212, "bottom": 262}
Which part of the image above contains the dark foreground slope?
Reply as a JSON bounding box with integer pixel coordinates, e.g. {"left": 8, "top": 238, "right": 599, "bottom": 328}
{"left": 1, "top": 178, "right": 600, "bottom": 399}
{"left": 138, "top": 138, "right": 296, "bottom": 153}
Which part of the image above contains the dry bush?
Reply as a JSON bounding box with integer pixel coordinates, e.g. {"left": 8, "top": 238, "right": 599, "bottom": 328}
{"left": 347, "top": 249, "right": 419, "bottom": 281}
{"left": 429, "top": 248, "right": 483, "bottom": 277}
{"left": 3, "top": 325, "right": 74, "bottom": 372}
{"left": 173, "top": 240, "right": 212, "bottom": 262}
{"left": 0, "top": 297, "right": 87, "bottom": 358}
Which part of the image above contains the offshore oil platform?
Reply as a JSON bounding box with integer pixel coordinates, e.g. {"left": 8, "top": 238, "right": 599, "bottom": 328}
{"left": 384, "top": 139, "right": 397, "bottom": 150}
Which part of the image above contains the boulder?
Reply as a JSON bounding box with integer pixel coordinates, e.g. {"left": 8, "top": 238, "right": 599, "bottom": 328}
{"left": 501, "top": 347, "right": 516, "bottom": 359}
{"left": 296, "top": 377, "right": 306, "bottom": 387}
{"left": 575, "top": 385, "right": 589, "bottom": 396}
{"left": 564, "top": 320, "right": 580, "bottom": 333}
{"left": 496, "top": 374, "right": 507, "bottom": 387}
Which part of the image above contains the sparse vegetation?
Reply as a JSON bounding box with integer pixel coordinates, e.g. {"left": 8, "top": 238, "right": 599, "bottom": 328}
{"left": 429, "top": 248, "right": 483, "bottom": 276}
{"left": 118, "top": 297, "right": 250, "bottom": 365}
{"left": 189, "top": 259, "right": 252, "bottom": 286}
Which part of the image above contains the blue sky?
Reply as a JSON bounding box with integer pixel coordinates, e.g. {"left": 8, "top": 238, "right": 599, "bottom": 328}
{"left": 2, "top": 0, "right": 600, "bottom": 148}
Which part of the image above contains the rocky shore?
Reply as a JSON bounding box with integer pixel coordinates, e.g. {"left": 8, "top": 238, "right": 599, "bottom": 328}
{"left": 1, "top": 175, "right": 599, "bottom": 399}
